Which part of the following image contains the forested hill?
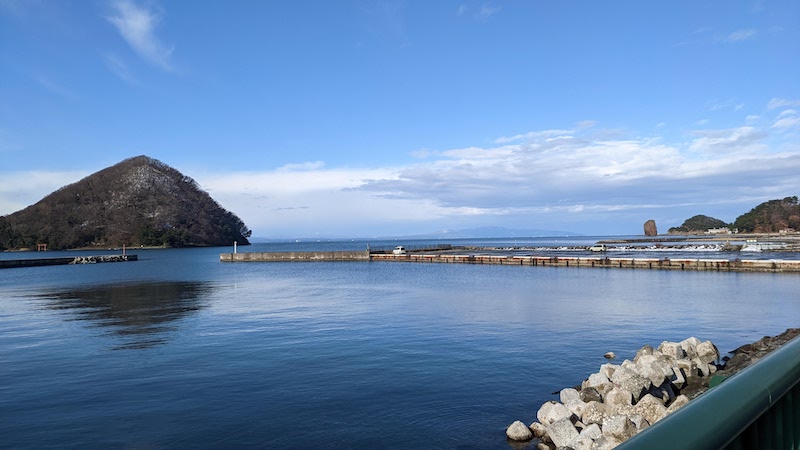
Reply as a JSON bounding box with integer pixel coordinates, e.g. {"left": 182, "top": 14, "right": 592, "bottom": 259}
{"left": 732, "top": 196, "right": 800, "bottom": 233}
{"left": 668, "top": 215, "right": 728, "bottom": 234}
{"left": 0, "top": 156, "right": 251, "bottom": 250}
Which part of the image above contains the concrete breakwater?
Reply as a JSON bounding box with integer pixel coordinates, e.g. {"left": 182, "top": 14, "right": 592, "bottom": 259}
{"left": 370, "top": 253, "right": 800, "bottom": 273}
{"left": 506, "top": 337, "right": 721, "bottom": 448}
{"left": 0, "top": 254, "right": 137, "bottom": 269}
{"left": 220, "top": 250, "right": 800, "bottom": 273}
{"left": 221, "top": 250, "right": 370, "bottom": 262}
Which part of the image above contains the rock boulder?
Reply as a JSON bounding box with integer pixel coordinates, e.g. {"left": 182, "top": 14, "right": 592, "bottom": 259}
{"left": 644, "top": 219, "right": 658, "bottom": 236}
{"left": 506, "top": 420, "right": 533, "bottom": 441}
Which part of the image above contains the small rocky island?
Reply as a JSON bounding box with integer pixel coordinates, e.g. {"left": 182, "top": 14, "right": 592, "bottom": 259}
{"left": 0, "top": 156, "right": 251, "bottom": 250}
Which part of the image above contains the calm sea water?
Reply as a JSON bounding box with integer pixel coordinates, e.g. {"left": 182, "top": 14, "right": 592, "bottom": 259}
{"left": 2, "top": 239, "right": 799, "bottom": 448}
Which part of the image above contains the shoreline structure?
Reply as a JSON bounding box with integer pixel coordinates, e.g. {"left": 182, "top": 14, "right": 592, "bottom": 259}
{"left": 507, "top": 328, "right": 800, "bottom": 449}
{"left": 221, "top": 246, "right": 800, "bottom": 273}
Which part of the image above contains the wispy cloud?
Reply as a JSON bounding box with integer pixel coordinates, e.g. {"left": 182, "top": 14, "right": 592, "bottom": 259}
{"left": 706, "top": 98, "right": 744, "bottom": 111}
{"left": 107, "top": 0, "right": 174, "bottom": 71}
{"left": 768, "top": 98, "right": 800, "bottom": 109}
{"left": 688, "top": 127, "right": 767, "bottom": 155}
{"left": 494, "top": 129, "right": 572, "bottom": 144}
{"left": 773, "top": 117, "right": 800, "bottom": 130}
{"left": 104, "top": 53, "right": 139, "bottom": 85}
{"left": 32, "top": 75, "right": 79, "bottom": 99}
{"left": 718, "top": 28, "right": 757, "bottom": 42}
{"left": 476, "top": 4, "right": 500, "bottom": 21}
{"left": 457, "top": 3, "right": 501, "bottom": 21}
{"left": 772, "top": 109, "right": 800, "bottom": 130}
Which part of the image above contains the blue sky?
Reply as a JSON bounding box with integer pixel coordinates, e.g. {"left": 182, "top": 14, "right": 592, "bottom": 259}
{"left": 1, "top": 1, "right": 799, "bottom": 238}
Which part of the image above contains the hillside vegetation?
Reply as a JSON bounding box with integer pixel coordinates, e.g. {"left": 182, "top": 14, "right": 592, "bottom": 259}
{"left": 0, "top": 156, "right": 251, "bottom": 250}
{"left": 668, "top": 215, "right": 728, "bottom": 234}
{"left": 667, "top": 197, "right": 799, "bottom": 235}
{"left": 732, "top": 196, "right": 800, "bottom": 233}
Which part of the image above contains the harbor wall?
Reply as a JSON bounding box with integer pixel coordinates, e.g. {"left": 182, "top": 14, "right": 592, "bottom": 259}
{"left": 0, "top": 254, "right": 138, "bottom": 269}
{"left": 369, "top": 253, "right": 800, "bottom": 273}
{"left": 221, "top": 250, "right": 370, "bottom": 262}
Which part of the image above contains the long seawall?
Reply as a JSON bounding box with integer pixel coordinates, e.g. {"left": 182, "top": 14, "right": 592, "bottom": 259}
{"left": 369, "top": 253, "right": 800, "bottom": 272}
{"left": 221, "top": 250, "right": 800, "bottom": 273}
{"left": 0, "top": 254, "right": 138, "bottom": 269}
{"left": 221, "top": 250, "right": 370, "bottom": 262}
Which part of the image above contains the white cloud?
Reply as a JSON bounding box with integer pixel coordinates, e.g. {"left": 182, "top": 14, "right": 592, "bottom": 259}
{"left": 494, "top": 129, "right": 572, "bottom": 144}
{"left": 104, "top": 53, "right": 139, "bottom": 85}
{"left": 773, "top": 117, "right": 800, "bottom": 130}
{"left": 107, "top": 0, "right": 174, "bottom": 71}
{"left": 355, "top": 125, "right": 798, "bottom": 225}
{"left": 191, "top": 119, "right": 799, "bottom": 235}
{"left": 771, "top": 109, "right": 800, "bottom": 130}
{"left": 721, "top": 28, "right": 757, "bottom": 42}
{"left": 4, "top": 114, "right": 799, "bottom": 236}
{"left": 195, "top": 165, "right": 446, "bottom": 236}
{"left": 688, "top": 127, "right": 767, "bottom": 155}
{"left": 32, "top": 75, "right": 79, "bottom": 99}
{"left": 706, "top": 98, "right": 743, "bottom": 111}
{"left": 476, "top": 4, "right": 500, "bottom": 20}
{"left": 767, "top": 98, "right": 800, "bottom": 109}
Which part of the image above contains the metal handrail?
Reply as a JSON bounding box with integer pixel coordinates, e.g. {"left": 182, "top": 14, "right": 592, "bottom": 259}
{"left": 617, "top": 335, "right": 800, "bottom": 449}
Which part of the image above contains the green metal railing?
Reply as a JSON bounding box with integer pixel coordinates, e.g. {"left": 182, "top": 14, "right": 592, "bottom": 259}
{"left": 617, "top": 335, "right": 800, "bottom": 450}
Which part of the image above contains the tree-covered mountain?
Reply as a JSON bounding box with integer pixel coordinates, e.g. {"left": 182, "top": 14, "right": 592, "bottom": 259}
{"left": 0, "top": 156, "right": 251, "bottom": 250}
{"left": 732, "top": 196, "right": 800, "bottom": 233}
{"left": 668, "top": 215, "right": 728, "bottom": 234}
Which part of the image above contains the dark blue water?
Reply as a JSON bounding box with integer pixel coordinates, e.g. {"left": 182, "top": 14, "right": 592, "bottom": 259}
{"left": 2, "top": 240, "right": 799, "bottom": 448}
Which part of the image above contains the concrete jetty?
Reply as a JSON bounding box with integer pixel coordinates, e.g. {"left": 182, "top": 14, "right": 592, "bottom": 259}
{"left": 221, "top": 250, "right": 369, "bottom": 262}
{"left": 369, "top": 253, "right": 800, "bottom": 273}
{"left": 0, "top": 254, "right": 137, "bottom": 269}
{"left": 221, "top": 249, "right": 800, "bottom": 273}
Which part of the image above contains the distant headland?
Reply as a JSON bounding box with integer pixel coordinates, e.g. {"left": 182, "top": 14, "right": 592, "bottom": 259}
{"left": 0, "top": 156, "right": 251, "bottom": 251}
{"left": 667, "top": 196, "right": 799, "bottom": 235}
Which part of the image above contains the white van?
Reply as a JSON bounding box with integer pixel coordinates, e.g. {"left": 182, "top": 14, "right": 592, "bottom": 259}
{"left": 392, "top": 246, "right": 407, "bottom": 255}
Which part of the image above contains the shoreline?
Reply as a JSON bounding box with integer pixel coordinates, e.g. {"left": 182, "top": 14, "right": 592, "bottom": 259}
{"left": 508, "top": 328, "right": 800, "bottom": 448}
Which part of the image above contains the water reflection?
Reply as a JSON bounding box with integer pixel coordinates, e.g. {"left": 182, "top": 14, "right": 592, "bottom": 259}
{"left": 35, "top": 281, "right": 213, "bottom": 350}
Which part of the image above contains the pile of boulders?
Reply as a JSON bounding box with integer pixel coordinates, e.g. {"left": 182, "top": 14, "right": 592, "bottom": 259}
{"left": 506, "top": 337, "right": 720, "bottom": 449}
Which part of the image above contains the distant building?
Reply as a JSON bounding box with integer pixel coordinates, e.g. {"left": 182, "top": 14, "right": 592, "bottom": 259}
{"left": 705, "top": 227, "right": 731, "bottom": 235}
{"left": 779, "top": 228, "right": 796, "bottom": 234}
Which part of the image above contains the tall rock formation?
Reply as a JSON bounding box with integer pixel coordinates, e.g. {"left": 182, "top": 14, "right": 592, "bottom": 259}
{"left": 0, "top": 156, "right": 252, "bottom": 250}
{"left": 643, "top": 220, "right": 658, "bottom": 236}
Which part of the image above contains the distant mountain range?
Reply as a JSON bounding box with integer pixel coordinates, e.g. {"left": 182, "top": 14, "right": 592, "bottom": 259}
{"left": 0, "top": 156, "right": 252, "bottom": 250}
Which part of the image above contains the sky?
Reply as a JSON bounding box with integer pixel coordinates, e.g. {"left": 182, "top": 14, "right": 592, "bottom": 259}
{"left": 1, "top": 1, "right": 799, "bottom": 238}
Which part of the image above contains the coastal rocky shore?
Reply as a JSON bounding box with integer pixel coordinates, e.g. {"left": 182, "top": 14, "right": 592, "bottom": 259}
{"left": 506, "top": 329, "right": 799, "bottom": 449}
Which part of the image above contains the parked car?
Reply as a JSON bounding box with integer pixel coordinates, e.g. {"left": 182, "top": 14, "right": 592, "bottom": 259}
{"left": 588, "top": 244, "right": 608, "bottom": 252}
{"left": 392, "top": 246, "right": 407, "bottom": 255}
